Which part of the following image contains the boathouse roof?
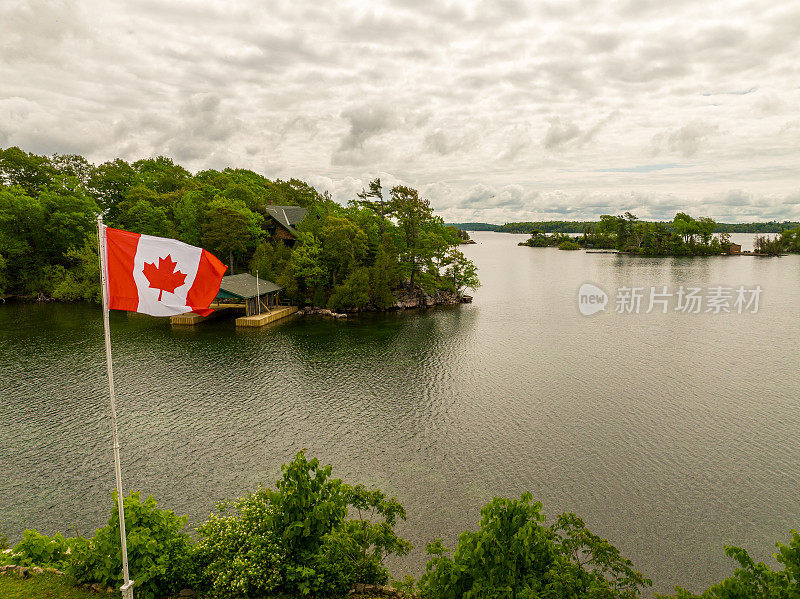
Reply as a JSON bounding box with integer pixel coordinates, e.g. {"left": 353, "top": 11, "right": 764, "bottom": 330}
{"left": 217, "top": 273, "right": 282, "bottom": 299}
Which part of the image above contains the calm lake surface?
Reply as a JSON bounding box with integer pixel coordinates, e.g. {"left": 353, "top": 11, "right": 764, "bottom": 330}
{"left": 2, "top": 231, "right": 799, "bottom": 594}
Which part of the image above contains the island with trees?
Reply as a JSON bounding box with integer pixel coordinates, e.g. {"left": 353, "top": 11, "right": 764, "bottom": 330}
{"left": 519, "top": 211, "right": 800, "bottom": 256}
{"left": 496, "top": 219, "right": 800, "bottom": 235}
{"left": 0, "top": 147, "right": 479, "bottom": 311}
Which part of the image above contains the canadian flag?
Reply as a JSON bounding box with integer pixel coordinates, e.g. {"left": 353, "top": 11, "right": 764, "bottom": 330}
{"left": 102, "top": 226, "right": 227, "bottom": 317}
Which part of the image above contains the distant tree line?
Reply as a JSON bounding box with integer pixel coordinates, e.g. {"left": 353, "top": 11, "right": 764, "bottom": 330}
{"left": 0, "top": 147, "right": 479, "bottom": 308}
{"left": 445, "top": 222, "right": 500, "bottom": 231}
{"left": 499, "top": 220, "right": 799, "bottom": 234}
{"left": 500, "top": 221, "right": 598, "bottom": 234}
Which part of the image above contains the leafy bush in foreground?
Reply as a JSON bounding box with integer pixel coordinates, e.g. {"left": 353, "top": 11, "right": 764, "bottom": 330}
{"left": 68, "top": 491, "right": 193, "bottom": 599}
{"left": 195, "top": 451, "right": 411, "bottom": 598}
{"left": 419, "top": 493, "right": 651, "bottom": 599}
{"left": 10, "top": 529, "right": 74, "bottom": 568}
{"left": 658, "top": 530, "right": 800, "bottom": 598}
{"left": 195, "top": 487, "right": 284, "bottom": 598}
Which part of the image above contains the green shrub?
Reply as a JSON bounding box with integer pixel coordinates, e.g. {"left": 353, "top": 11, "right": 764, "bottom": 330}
{"left": 197, "top": 451, "right": 411, "bottom": 598}
{"left": 268, "top": 451, "right": 352, "bottom": 596}
{"left": 11, "top": 530, "right": 74, "bottom": 567}
{"left": 194, "top": 487, "right": 284, "bottom": 598}
{"left": 419, "top": 493, "right": 650, "bottom": 599}
{"left": 68, "top": 491, "right": 193, "bottom": 599}
{"left": 341, "top": 484, "right": 412, "bottom": 586}
{"left": 558, "top": 239, "right": 580, "bottom": 250}
{"left": 659, "top": 530, "right": 800, "bottom": 598}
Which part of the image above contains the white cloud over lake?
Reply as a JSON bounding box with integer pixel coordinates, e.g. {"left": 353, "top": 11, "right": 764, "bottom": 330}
{"left": 1, "top": 0, "right": 799, "bottom": 223}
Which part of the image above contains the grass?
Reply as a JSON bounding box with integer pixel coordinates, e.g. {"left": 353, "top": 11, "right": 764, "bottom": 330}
{"left": 0, "top": 572, "right": 95, "bottom": 599}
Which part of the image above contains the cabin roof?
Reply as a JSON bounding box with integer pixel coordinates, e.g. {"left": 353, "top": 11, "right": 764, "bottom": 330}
{"left": 265, "top": 205, "right": 306, "bottom": 237}
{"left": 217, "top": 273, "right": 281, "bottom": 299}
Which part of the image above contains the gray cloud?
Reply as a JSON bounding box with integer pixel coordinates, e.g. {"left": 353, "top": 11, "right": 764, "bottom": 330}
{"left": 543, "top": 119, "right": 581, "bottom": 150}
{"left": 651, "top": 123, "right": 719, "bottom": 157}
{"left": 543, "top": 112, "right": 617, "bottom": 151}
{"left": 337, "top": 105, "right": 396, "bottom": 152}
{"left": 0, "top": 0, "right": 798, "bottom": 222}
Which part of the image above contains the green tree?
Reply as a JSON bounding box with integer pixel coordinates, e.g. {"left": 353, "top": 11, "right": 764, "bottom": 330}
{"left": 420, "top": 494, "right": 650, "bottom": 599}
{"left": 329, "top": 267, "right": 371, "bottom": 311}
{"left": 780, "top": 227, "right": 800, "bottom": 253}
{"left": 696, "top": 216, "right": 716, "bottom": 245}
{"left": 319, "top": 216, "right": 368, "bottom": 287}
{"left": 201, "top": 197, "right": 263, "bottom": 273}
{"left": 370, "top": 236, "right": 398, "bottom": 309}
{"left": 441, "top": 248, "right": 480, "bottom": 294}
{"left": 352, "top": 178, "right": 390, "bottom": 235}
{"left": 0, "top": 252, "right": 6, "bottom": 296}
{"left": 52, "top": 239, "right": 101, "bottom": 303}
{"left": 39, "top": 188, "right": 98, "bottom": 263}
{"left": 51, "top": 153, "right": 94, "bottom": 189}
{"left": 250, "top": 240, "right": 291, "bottom": 283}
{"left": 0, "top": 186, "right": 46, "bottom": 293}
{"left": 673, "top": 212, "right": 699, "bottom": 244}
{"left": 113, "top": 184, "right": 174, "bottom": 237}
{"left": 288, "top": 232, "right": 328, "bottom": 305}
{"left": 0, "top": 146, "right": 54, "bottom": 194}
{"left": 172, "top": 189, "right": 209, "bottom": 246}
{"left": 659, "top": 531, "right": 800, "bottom": 598}
{"left": 87, "top": 159, "right": 137, "bottom": 219}
{"left": 132, "top": 156, "right": 193, "bottom": 195}
{"left": 390, "top": 185, "right": 434, "bottom": 290}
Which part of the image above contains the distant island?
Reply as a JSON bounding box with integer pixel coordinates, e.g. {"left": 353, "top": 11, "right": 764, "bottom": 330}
{"left": 517, "top": 211, "right": 800, "bottom": 256}
{"left": 447, "top": 220, "right": 800, "bottom": 234}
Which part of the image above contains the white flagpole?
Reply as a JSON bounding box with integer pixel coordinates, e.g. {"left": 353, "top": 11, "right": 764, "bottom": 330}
{"left": 96, "top": 215, "right": 135, "bottom": 599}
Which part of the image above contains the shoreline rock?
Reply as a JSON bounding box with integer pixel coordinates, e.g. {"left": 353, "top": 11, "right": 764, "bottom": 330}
{"left": 298, "top": 288, "right": 471, "bottom": 317}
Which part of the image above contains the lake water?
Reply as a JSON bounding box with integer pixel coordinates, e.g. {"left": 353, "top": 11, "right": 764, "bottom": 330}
{"left": 1, "top": 231, "right": 798, "bottom": 595}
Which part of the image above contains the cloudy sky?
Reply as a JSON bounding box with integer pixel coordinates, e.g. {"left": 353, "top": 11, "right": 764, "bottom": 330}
{"left": 2, "top": 0, "right": 799, "bottom": 223}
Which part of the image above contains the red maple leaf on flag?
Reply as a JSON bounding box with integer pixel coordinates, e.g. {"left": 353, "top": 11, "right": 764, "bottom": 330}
{"left": 142, "top": 254, "right": 187, "bottom": 301}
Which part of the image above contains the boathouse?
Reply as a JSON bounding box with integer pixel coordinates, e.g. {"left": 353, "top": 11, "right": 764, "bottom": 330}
{"left": 727, "top": 242, "right": 742, "bottom": 254}
{"left": 215, "top": 273, "right": 282, "bottom": 316}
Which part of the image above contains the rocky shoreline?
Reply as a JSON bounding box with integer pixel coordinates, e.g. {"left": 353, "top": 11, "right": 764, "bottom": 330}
{"left": 297, "top": 288, "right": 472, "bottom": 318}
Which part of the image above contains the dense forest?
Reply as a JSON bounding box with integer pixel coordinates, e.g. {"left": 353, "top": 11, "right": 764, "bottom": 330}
{"left": 0, "top": 147, "right": 478, "bottom": 310}
{"left": 497, "top": 220, "right": 800, "bottom": 234}
{"left": 521, "top": 211, "right": 800, "bottom": 256}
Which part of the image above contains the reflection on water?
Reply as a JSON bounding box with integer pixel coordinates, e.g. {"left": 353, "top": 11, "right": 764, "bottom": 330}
{"left": 1, "top": 231, "right": 799, "bottom": 595}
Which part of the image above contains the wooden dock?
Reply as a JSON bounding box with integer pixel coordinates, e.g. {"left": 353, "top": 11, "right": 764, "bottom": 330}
{"left": 170, "top": 304, "right": 243, "bottom": 326}
{"left": 236, "top": 305, "right": 298, "bottom": 327}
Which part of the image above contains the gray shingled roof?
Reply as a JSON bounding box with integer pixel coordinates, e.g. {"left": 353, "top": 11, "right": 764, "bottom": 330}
{"left": 218, "top": 273, "right": 281, "bottom": 299}
{"left": 265, "top": 205, "right": 307, "bottom": 237}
